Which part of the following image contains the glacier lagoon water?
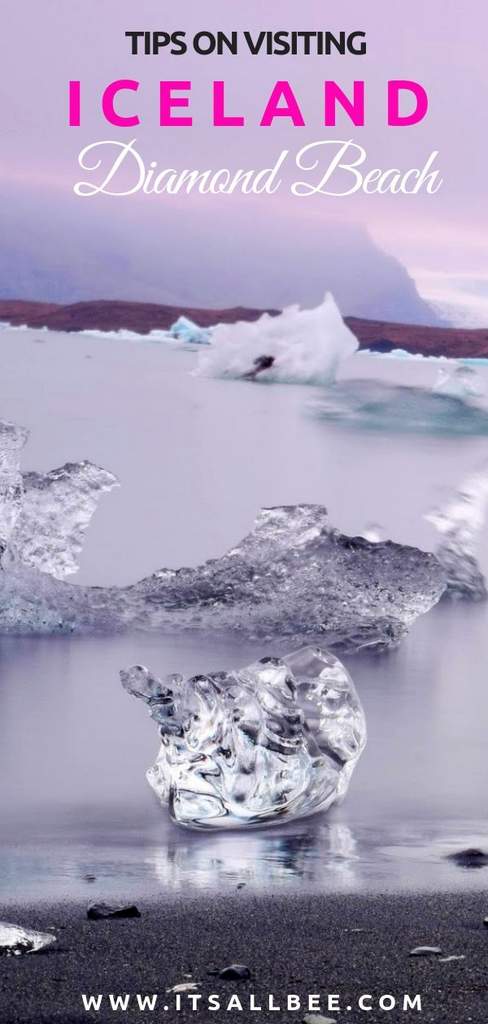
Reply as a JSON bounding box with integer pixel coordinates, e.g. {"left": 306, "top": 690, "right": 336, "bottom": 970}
{"left": 0, "top": 326, "right": 487, "bottom": 898}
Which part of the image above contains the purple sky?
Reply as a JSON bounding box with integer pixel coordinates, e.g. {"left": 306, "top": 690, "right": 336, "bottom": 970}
{"left": 2, "top": 0, "right": 486, "bottom": 318}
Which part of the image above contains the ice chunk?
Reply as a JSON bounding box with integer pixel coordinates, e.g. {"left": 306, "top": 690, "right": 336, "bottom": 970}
{"left": 6, "top": 462, "right": 118, "bottom": 579}
{"left": 427, "top": 467, "right": 488, "bottom": 598}
{"left": 169, "top": 315, "right": 211, "bottom": 345}
{"left": 120, "top": 645, "right": 366, "bottom": 830}
{"left": 0, "top": 420, "right": 28, "bottom": 552}
{"left": 0, "top": 921, "right": 56, "bottom": 956}
{"left": 433, "top": 363, "right": 484, "bottom": 400}
{"left": 0, "top": 420, "right": 448, "bottom": 647}
{"left": 133, "top": 504, "right": 447, "bottom": 650}
{"left": 0, "top": 419, "right": 117, "bottom": 581}
{"left": 196, "top": 293, "right": 358, "bottom": 384}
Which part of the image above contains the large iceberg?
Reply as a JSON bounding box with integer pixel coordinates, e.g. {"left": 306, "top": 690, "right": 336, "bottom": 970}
{"left": 121, "top": 646, "right": 366, "bottom": 830}
{"left": 196, "top": 293, "right": 358, "bottom": 385}
{"left": 0, "top": 418, "right": 482, "bottom": 648}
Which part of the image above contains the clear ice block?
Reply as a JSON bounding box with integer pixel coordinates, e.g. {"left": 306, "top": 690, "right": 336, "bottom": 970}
{"left": 120, "top": 646, "right": 366, "bottom": 830}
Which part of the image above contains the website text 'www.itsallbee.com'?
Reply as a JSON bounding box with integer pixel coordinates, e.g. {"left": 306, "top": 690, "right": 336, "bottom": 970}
{"left": 81, "top": 991, "right": 423, "bottom": 1014}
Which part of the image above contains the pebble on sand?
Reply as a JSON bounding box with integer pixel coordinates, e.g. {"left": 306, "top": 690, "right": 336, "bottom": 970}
{"left": 409, "top": 946, "right": 442, "bottom": 957}
{"left": 87, "top": 903, "right": 141, "bottom": 920}
{"left": 166, "top": 982, "right": 200, "bottom": 993}
{"left": 303, "top": 1014, "right": 337, "bottom": 1024}
{"left": 219, "top": 964, "right": 251, "bottom": 981}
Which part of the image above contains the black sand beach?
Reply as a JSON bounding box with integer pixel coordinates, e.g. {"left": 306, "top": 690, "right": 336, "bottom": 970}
{"left": 1, "top": 892, "right": 487, "bottom": 1023}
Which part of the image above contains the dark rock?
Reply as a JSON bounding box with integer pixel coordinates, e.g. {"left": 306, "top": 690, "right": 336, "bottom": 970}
{"left": 447, "top": 848, "right": 488, "bottom": 869}
{"left": 219, "top": 963, "right": 251, "bottom": 981}
{"left": 87, "top": 903, "right": 141, "bottom": 921}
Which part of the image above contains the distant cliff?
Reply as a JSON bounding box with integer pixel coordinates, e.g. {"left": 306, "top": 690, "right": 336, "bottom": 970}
{"left": 0, "top": 186, "right": 440, "bottom": 326}
{"left": 1, "top": 298, "right": 488, "bottom": 358}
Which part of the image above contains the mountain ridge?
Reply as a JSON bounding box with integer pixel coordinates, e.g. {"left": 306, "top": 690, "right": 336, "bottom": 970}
{"left": 1, "top": 298, "right": 488, "bottom": 359}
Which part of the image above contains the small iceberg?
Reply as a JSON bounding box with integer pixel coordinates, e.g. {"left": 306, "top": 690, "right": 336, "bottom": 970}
{"left": 120, "top": 646, "right": 366, "bottom": 830}
{"left": 196, "top": 293, "right": 358, "bottom": 385}
{"left": 169, "top": 315, "right": 211, "bottom": 345}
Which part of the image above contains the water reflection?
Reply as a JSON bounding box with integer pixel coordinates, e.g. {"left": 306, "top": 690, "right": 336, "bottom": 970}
{"left": 2, "top": 810, "right": 488, "bottom": 903}
{"left": 147, "top": 817, "right": 488, "bottom": 897}
{"left": 153, "top": 821, "right": 359, "bottom": 891}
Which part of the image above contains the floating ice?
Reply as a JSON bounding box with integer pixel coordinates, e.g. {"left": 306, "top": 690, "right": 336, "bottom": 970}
{"left": 0, "top": 921, "right": 56, "bottom": 956}
{"left": 0, "top": 421, "right": 117, "bottom": 580}
{"left": 0, "top": 422, "right": 448, "bottom": 647}
{"left": 77, "top": 327, "right": 179, "bottom": 344}
{"left": 120, "top": 645, "right": 366, "bottom": 829}
{"left": 310, "top": 379, "right": 488, "bottom": 436}
{"left": 362, "top": 348, "right": 449, "bottom": 362}
{"left": 169, "top": 315, "right": 211, "bottom": 345}
{"left": 196, "top": 293, "right": 358, "bottom": 385}
{"left": 427, "top": 467, "right": 488, "bottom": 599}
{"left": 433, "top": 363, "right": 484, "bottom": 400}
{"left": 6, "top": 463, "right": 118, "bottom": 580}
{"left": 132, "top": 504, "right": 446, "bottom": 650}
{"left": 0, "top": 419, "right": 27, "bottom": 552}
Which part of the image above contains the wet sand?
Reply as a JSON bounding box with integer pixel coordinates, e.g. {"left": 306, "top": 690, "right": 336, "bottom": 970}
{"left": 1, "top": 892, "right": 487, "bottom": 1023}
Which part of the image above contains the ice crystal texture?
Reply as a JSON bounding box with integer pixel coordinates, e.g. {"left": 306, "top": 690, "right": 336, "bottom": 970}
{"left": 3, "top": 417, "right": 483, "bottom": 648}
{"left": 0, "top": 420, "right": 27, "bottom": 554}
{"left": 0, "top": 921, "right": 56, "bottom": 956}
{"left": 6, "top": 462, "right": 118, "bottom": 579}
{"left": 120, "top": 646, "right": 366, "bottom": 829}
{"left": 133, "top": 504, "right": 446, "bottom": 650}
